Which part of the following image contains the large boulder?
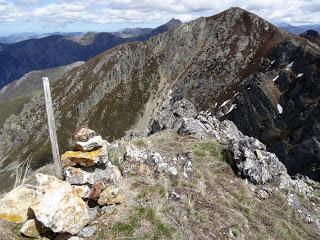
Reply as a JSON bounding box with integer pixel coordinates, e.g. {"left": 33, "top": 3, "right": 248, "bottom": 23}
{"left": 0, "top": 186, "right": 34, "bottom": 223}
{"left": 30, "top": 174, "right": 90, "bottom": 235}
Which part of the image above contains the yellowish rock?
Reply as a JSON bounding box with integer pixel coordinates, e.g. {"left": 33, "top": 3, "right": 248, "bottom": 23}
{"left": 106, "top": 194, "right": 124, "bottom": 205}
{"left": 0, "top": 186, "right": 34, "bottom": 223}
{"left": 98, "top": 185, "right": 123, "bottom": 205}
{"left": 73, "top": 185, "right": 91, "bottom": 199}
{"left": 61, "top": 147, "right": 108, "bottom": 167}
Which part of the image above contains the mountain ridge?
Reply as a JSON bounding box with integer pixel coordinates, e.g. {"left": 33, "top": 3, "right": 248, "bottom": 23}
{"left": 0, "top": 19, "right": 182, "bottom": 89}
{"left": 0, "top": 7, "right": 319, "bottom": 193}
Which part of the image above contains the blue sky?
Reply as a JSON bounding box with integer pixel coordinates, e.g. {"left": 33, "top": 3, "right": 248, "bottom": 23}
{"left": 0, "top": 0, "right": 319, "bottom": 36}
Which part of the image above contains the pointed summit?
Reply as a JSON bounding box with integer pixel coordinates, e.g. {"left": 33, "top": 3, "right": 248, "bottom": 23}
{"left": 165, "top": 18, "right": 182, "bottom": 28}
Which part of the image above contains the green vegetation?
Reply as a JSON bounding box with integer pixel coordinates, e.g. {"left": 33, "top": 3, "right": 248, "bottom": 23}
{"left": 193, "top": 140, "right": 225, "bottom": 161}
{"left": 112, "top": 206, "right": 174, "bottom": 239}
{"left": 230, "top": 225, "right": 240, "bottom": 238}
{"left": 138, "top": 183, "right": 166, "bottom": 200}
{"left": 108, "top": 145, "right": 126, "bottom": 171}
{"left": 0, "top": 95, "right": 31, "bottom": 127}
{"left": 133, "top": 138, "right": 149, "bottom": 148}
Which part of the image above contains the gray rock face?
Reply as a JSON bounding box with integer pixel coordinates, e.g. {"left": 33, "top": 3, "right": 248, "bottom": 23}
{"left": 149, "top": 99, "right": 313, "bottom": 196}
{"left": 64, "top": 166, "right": 119, "bottom": 185}
{"left": 77, "top": 225, "right": 97, "bottom": 238}
{"left": 150, "top": 99, "right": 197, "bottom": 134}
{"left": 123, "top": 144, "right": 177, "bottom": 177}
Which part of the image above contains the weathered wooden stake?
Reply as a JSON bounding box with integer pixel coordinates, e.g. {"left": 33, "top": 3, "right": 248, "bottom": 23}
{"left": 43, "top": 77, "right": 63, "bottom": 179}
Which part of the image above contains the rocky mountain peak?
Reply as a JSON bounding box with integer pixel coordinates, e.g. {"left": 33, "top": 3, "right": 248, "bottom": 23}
{"left": 165, "top": 18, "right": 182, "bottom": 27}
{"left": 300, "top": 29, "right": 320, "bottom": 46}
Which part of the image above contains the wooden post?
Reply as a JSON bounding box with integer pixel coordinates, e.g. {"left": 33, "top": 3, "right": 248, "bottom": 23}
{"left": 43, "top": 77, "right": 63, "bottom": 179}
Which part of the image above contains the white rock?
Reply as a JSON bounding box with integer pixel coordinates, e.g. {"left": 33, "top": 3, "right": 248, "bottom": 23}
{"left": 20, "top": 219, "right": 40, "bottom": 238}
{"left": 30, "top": 174, "right": 90, "bottom": 235}
{"left": 75, "top": 135, "right": 108, "bottom": 151}
{"left": 167, "top": 166, "right": 178, "bottom": 176}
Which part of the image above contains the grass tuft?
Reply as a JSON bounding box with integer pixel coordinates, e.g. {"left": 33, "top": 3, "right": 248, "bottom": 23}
{"left": 193, "top": 141, "right": 225, "bottom": 161}
{"left": 112, "top": 206, "right": 174, "bottom": 239}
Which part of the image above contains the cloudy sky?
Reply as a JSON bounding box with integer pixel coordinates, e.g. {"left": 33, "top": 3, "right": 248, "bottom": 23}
{"left": 0, "top": 0, "right": 319, "bottom": 36}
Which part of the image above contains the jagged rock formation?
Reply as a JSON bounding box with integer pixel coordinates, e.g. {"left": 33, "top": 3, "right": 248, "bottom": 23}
{"left": 0, "top": 19, "right": 181, "bottom": 89}
{"left": 149, "top": 99, "right": 313, "bottom": 195}
{"left": 227, "top": 37, "right": 320, "bottom": 180}
{"left": 0, "top": 7, "right": 320, "bottom": 194}
{"left": 0, "top": 111, "right": 320, "bottom": 239}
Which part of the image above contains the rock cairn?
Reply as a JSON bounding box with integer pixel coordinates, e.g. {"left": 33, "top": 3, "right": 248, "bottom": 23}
{"left": 20, "top": 127, "right": 124, "bottom": 238}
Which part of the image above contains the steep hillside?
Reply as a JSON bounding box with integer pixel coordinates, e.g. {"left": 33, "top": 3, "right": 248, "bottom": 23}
{"left": 0, "top": 61, "right": 84, "bottom": 128}
{"left": 0, "top": 61, "right": 84, "bottom": 102}
{"left": 0, "top": 19, "right": 181, "bottom": 89}
{"left": 0, "top": 7, "right": 319, "bottom": 193}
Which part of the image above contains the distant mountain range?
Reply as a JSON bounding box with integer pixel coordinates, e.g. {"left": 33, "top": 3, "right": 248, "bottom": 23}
{"left": 0, "top": 32, "right": 83, "bottom": 44}
{"left": 276, "top": 22, "right": 320, "bottom": 35}
{"left": 0, "top": 18, "right": 182, "bottom": 89}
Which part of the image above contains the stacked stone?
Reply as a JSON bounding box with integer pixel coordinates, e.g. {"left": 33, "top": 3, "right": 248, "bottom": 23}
{"left": 61, "top": 127, "right": 124, "bottom": 205}
{"left": 18, "top": 127, "right": 124, "bottom": 238}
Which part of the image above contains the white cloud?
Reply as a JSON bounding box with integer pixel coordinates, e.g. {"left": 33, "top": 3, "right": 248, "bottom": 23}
{"left": 0, "top": 0, "right": 319, "bottom": 26}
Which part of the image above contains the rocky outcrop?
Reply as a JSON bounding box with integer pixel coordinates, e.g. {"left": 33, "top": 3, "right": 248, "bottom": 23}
{"left": 149, "top": 99, "right": 313, "bottom": 196}
{"left": 227, "top": 40, "right": 320, "bottom": 181}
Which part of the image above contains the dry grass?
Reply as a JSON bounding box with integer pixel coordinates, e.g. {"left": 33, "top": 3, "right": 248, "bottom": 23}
{"left": 3, "top": 131, "right": 319, "bottom": 239}
{"left": 13, "top": 157, "right": 32, "bottom": 189}
{"left": 92, "top": 131, "right": 319, "bottom": 239}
